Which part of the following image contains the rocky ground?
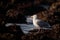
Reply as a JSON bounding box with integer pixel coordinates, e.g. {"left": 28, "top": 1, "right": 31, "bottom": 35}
{"left": 0, "top": 0, "right": 60, "bottom": 40}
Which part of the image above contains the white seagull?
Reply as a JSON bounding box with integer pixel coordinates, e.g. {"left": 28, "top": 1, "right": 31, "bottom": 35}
{"left": 32, "top": 14, "right": 52, "bottom": 30}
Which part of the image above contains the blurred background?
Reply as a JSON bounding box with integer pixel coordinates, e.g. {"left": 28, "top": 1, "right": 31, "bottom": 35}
{"left": 0, "top": 0, "right": 60, "bottom": 40}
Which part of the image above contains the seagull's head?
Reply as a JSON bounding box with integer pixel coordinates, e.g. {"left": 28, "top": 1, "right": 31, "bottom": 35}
{"left": 33, "top": 15, "right": 37, "bottom": 17}
{"left": 31, "top": 14, "right": 37, "bottom": 19}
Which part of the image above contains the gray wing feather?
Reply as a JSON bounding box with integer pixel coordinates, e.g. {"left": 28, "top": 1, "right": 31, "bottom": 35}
{"left": 38, "top": 21, "right": 51, "bottom": 28}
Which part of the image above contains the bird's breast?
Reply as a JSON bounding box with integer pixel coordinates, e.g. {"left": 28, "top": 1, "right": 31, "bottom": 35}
{"left": 33, "top": 20, "right": 39, "bottom": 27}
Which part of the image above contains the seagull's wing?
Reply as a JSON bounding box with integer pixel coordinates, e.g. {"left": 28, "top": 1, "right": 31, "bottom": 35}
{"left": 5, "top": 23, "right": 14, "bottom": 27}
{"left": 37, "top": 21, "right": 51, "bottom": 28}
